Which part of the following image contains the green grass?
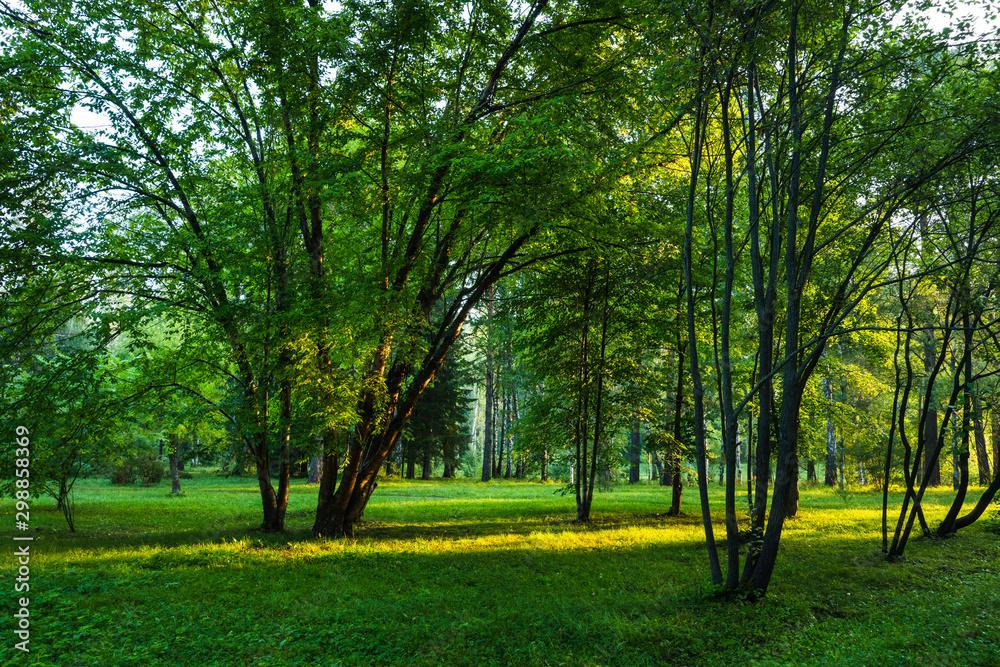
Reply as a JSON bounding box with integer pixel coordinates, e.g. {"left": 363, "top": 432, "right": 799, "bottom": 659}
{"left": 2, "top": 471, "right": 999, "bottom": 666}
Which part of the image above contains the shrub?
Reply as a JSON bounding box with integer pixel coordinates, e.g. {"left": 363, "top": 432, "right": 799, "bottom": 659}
{"left": 136, "top": 453, "right": 165, "bottom": 486}
{"left": 108, "top": 459, "right": 137, "bottom": 485}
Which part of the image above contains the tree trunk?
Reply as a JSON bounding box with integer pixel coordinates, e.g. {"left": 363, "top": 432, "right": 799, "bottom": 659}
{"left": 825, "top": 377, "right": 837, "bottom": 486}
{"left": 786, "top": 445, "right": 800, "bottom": 519}
{"left": 503, "top": 390, "right": 512, "bottom": 479}
{"left": 924, "top": 403, "right": 941, "bottom": 487}
{"left": 682, "top": 77, "right": 722, "bottom": 584}
{"left": 668, "top": 335, "right": 684, "bottom": 514}
{"left": 938, "top": 313, "right": 974, "bottom": 535}
{"left": 574, "top": 275, "right": 592, "bottom": 522}
{"left": 629, "top": 419, "right": 641, "bottom": 483}
{"left": 405, "top": 440, "right": 416, "bottom": 479}
{"left": 972, "top": 388, "right": 990, "bottom": 485}
{"left": 481, "top": 287, "right": 495, "bottom": 482}
{"left": 736, "top": 430, "right": 742, "bottom": 485}
{"left": 420, "top": 445, "right": 432, "bottom": 480}
{"left": 993, "top": 411, "right": 1000, "bottom": 484}
{"left": 718, "top": 442, "right": 726, "bottom": 486}
{"left": 308, "top": 454, "right": 323, "bottom": 484}
{"left": 169, "top": 434, "right": 181, "bottom": 495}
{"left": 442, "top": 434, "right": 456, "bottom": 478}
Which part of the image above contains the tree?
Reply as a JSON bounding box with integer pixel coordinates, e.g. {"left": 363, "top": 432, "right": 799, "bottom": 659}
{"left": 1, "top": 336, "right": 147, "bottom": 530}
{"left": 658, "top": 0, "right": 998, "bottom": 595}
{"left": 309, "top": 0, "right": 643, "bottom": 535}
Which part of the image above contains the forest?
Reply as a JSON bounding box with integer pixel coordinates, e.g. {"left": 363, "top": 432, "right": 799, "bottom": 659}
{"left": 2, "top": 0, "right": 1000, "bottom": 663}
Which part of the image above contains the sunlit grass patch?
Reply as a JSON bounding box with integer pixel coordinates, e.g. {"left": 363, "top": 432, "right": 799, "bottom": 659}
{"left": 1, "top": 472, "right": 997, "bottom": 666}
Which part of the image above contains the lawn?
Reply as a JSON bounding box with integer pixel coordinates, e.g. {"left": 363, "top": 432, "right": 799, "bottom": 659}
{"left": 2, "top": 471, "right": 998, "bottom": 666}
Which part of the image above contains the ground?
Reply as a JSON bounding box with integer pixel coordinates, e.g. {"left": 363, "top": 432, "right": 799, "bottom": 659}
{"left": 2, "top": 473, "right": 998, "bottom": 666}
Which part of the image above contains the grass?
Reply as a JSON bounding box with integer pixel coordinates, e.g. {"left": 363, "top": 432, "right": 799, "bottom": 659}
{"left": 2, "top": 471, "right": 999, "bottom": 666}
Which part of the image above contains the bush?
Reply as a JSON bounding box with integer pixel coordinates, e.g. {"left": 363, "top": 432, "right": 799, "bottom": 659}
{"left": 136, "top": 453, "right": 165, "bottom": 486}
{"left": 108, "top": 459, "right": 137, "bottom": 485}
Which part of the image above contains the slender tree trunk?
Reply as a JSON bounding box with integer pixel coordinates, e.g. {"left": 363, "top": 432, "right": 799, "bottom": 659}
{"left": 443, "top": 436, "right": 456, "bottom": 478}
{"left": 972, "top": 388, "right": 990, "bottom": 485}
{"left": 629, "top": 418, "right": 641, "bottom": 483}
{"left": 169, "top": 434, "right": 181, "bottom": 495}
{"left": 503, "top": 389, "right": 512, "bottom": 479}
{"left": 421, "top": 444, "right": 432, "bottom": 480}
{"left": 481, "top": 286, "right": 495, "bottom": 482}
{"left": 924, "top": 401, "right": 941, "bottom": 487}
{"left": 651, "top": 451, "right": 663, "bottom": 483}
{"left": 736, "top": 430, "right": 743, "bottom": 485}
{"left": 993, "top": 411, "right": 1000, "bottom": 484}
{"left": 406, "top": 440, "right": 416, "bottom": 479}
{"left": 575, "top": 274, "right": 592, "bottom": 522}
{"left": 669, "top": 321, "right": 685, "bottom": 513}
{"left": 495, "top": 384, "right": 505, "bottom": 478}
{"left": 825, "top": 377, "right": 837, "bottom": 486}
{"left": 939, "top": 313, "right": 974, "bottom": 535}
{"left": 682, "top": 71, "right": 722, "bottom": 584}
{"left": 786, "top": 446, "right": 800, "bottom": 519}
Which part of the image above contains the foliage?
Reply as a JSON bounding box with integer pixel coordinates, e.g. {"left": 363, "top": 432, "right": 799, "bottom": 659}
{"left": 108, "top": 459, "right": 138, "bottom": 486}
{"left": 135, "top": 453, "right": 165, "bottom": 487}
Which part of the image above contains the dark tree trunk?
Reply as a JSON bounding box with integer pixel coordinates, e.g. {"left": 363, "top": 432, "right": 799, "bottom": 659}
{"left": 503, "top": 390, "right": 512, "bottom": 479}
{"left": 311, "top": 432, "right": 340, "bottom": 537}
{"left": 442, "top": 436, "right": 456, "bottom": 478}
{"left": 924, "top": 403, "right": 941, "bottom": 487}
{"left": 825, "top": 377, "right": 837, "bottom": 486}
{"left": 682, "top": 78, "right": 722, "bottom": 584}
{"left": 668, "top": 335, "right": 684, "bottom": 513}
{"left": 718, "top": 442, "right": 726, "bottom": 486}
{"left": 420, "top": 445, "right": 432, "bottom": 480}
{"left": 406, "top": 440, "right": 416, "bottom": 479}
{"left": 938, "top": 313, "right": 974, "bottom": 535}
{"left": 169, "top": 434, "right": 181, "bottom": 495}
{"left": 993, "top": 412, "right": 1000, "bottom": 484}
{"left": 574, "top": 275, "right": 592, "bottom": 522}
{"left": 786, "top": 446, "right": 800, "bottom": 519}
{"left": 807, "top": 460, "right": 816, "bottom": 483}
{"left": 972, "top": 389, "right": 990, "bottom": 485}
{"left": 629, "top": 419, "right": 641, "bottom": 483}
